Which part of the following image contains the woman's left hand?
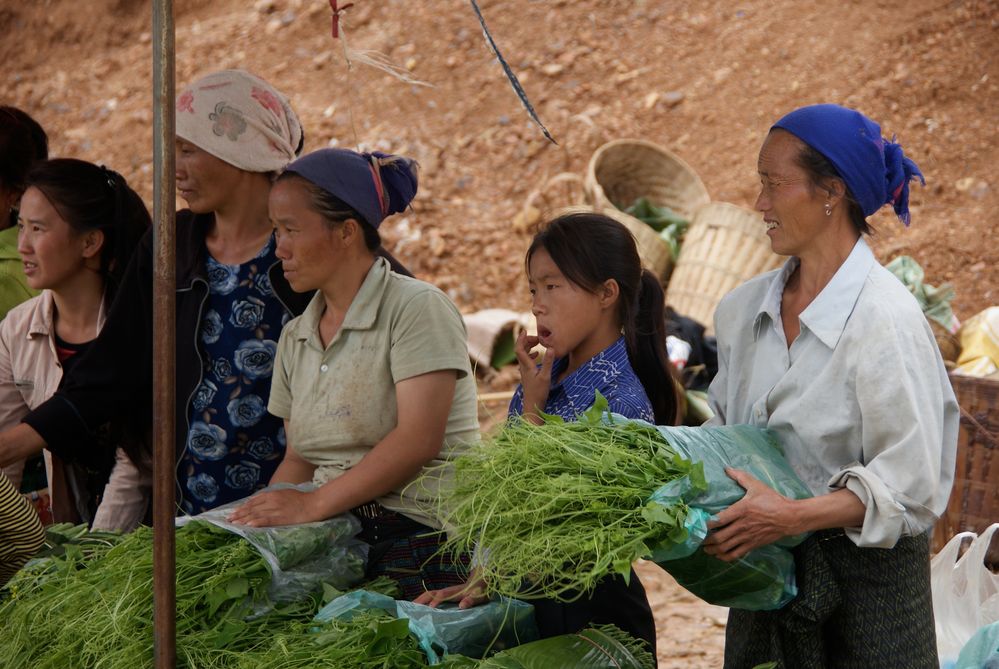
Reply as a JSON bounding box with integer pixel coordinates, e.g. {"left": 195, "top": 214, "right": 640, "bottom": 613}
{"left": 227, "top": 488, "right": 322, "bottom": 527}
{"left": 701, "top": 467, "right": 797, "bottom": 562}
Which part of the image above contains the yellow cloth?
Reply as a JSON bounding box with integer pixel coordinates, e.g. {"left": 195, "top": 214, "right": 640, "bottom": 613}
{"left": 0, "top": 471, "right": 44, "bottom": 587}
{"left": 954, "top": 307, "right": 999, "bottom": 379}
{"left": 268, "top": 258, "right": 479, "bottom": 529}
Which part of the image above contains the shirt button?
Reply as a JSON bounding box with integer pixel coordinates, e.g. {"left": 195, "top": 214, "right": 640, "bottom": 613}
{"left": 320, "top": 364, "right": 329, "bottom": 373}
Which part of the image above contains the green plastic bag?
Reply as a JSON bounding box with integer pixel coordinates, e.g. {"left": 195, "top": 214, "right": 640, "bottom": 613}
{"left": 479, "top": 625, "right": 654, "bottom": 669}
{"left": 644, "top": 423, "right": 812, "bottom": 610}
{"left": 316, "top": 590, "right": 539, "bottom": 664}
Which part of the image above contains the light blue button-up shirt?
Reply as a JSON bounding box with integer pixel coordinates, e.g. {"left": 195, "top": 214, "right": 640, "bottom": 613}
{"left": 707, "top": 238, "right": 958, "bottom": 548}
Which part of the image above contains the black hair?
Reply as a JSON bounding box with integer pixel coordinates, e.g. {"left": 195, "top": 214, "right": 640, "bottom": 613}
{"left": 1, "top": 106, "right": 49, "bottom": 228}
{"left": 24, "top": 159, "right": 150, "bottom": 303}
{"left": 527, "top": 212, "right": 680, "bottom": 425}
{"left": 794, "top": 140, "right": 872, "bottom": 236}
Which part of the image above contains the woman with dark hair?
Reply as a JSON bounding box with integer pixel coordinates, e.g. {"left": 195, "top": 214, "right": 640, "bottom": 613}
{"left": 0, "top": 105, "right": 48, "bottom": 320}
{"left": 0, "top": 70, "right": 315, "bottom": 518}
{"left": 417, "top": 212, "right": 680, "bottom": 657}
{"left": 228, "top": 148, "right": 479, "bottom": 601}
{"left": 0, "top": 158, "right": 149, "bottom": 527}
{"left": 702, "top": 104, "right": 957, "bottom": 668}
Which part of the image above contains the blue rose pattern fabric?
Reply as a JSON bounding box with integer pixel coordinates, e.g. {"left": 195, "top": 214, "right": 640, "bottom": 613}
{"left": 179, "top": 237, "right": 291, "bottom": 514}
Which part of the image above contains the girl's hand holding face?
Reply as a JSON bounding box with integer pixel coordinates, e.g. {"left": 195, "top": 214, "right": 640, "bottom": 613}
{"left": 515, "top": 330, "right": 554, "bottom": 424}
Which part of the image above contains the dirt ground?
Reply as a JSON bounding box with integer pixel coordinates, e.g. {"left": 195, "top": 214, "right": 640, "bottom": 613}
{"left": 3, "top": 1, "right": 997, "bottom": 665}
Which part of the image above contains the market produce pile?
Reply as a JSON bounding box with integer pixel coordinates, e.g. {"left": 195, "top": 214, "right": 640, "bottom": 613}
{"left": 439, "top": 395, "right": 814, "bottom": 610}
{"left": 0, "top": 520, "right": 655, "bottom": 668}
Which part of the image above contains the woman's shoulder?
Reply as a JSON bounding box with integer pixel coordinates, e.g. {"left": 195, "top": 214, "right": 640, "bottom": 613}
{"left": 713, "top": 267, "right": 783, "bottom": 334}
{"left": 384, "top": 271, "right": 460, "bottom": 315}
{"left": 0, "top": 292, "right": 51, "bottom": 337}
{"left": 855, "top": 262, "right": 927, "bottom": 325}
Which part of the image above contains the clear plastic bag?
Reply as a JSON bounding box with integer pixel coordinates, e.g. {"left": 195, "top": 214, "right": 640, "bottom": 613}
{"left": 646, "top": 423, "right": 813, "bottom": 610}
{"left": 932, "top": 523, "right": 999, "bottom": 666}
{"left": 316, "top": 589, "right": 539, "bottom": 664}
{"left": 176, "top": 483, "right": 368, "bottom": 602}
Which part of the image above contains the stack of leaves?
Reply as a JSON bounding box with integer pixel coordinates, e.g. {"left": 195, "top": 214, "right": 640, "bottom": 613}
{"left": 478, "top": 624, "right": 654, "bottom": 669}
{"left": 0, "top": 522, "right": 316, "bottom": 668}
{"left": 622, "top": 196, "right": 690, "bottom": 260}
{"left": 441, "top": 398, "right": 703, "bottom": 601}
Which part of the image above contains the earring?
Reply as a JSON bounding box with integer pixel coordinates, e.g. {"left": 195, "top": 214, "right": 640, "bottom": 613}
{"left": 824, "top": 203, "right": 832, "bottom": 217}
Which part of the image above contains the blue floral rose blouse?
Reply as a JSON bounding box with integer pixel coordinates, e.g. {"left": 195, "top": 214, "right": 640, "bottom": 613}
{"left": 180, "top": 237, "right": 290, "bottom": 514}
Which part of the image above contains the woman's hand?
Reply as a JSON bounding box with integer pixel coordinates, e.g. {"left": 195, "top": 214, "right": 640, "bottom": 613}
{"left": 413, "top": 571, "right": 489, "bottom": 609}
{"left": 701, "top": 467, "right": 798, "bottom": 562}
{"left": 227, "top": 488, "right": 323, "bottom": 527}
{"left": 514, "top": 330, "right": 554, "bottom": 423}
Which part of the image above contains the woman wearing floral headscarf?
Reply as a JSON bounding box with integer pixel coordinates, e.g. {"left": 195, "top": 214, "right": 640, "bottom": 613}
{"left": 0, "top": 70, "right": 374, "bottom": 521}
{"left": 702, "top": 104, "right": 958, "bottom": 668}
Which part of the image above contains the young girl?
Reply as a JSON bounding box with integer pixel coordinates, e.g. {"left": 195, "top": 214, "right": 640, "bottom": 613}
{"left": 0, "top": 158, "right": 149, "bottom": 528}
{"left": 418, "top": 211, "right": 680, "bottom": 655}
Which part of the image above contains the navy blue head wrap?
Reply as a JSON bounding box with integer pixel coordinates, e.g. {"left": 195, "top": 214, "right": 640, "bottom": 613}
{"left": 772, "top": 104, "right": 925, "bottom": 226}
{"left": 282, "top": 148, "right": 418, "bottom": 229}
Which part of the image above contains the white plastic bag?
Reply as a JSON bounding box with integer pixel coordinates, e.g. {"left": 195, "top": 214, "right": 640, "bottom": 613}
{"left": 931, "top": 523, "right": 999, "bottom": 667}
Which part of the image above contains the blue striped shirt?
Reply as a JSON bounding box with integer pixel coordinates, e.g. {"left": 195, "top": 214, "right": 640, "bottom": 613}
{"left": 509, "top": 336, "right": 654, "bottom": 422}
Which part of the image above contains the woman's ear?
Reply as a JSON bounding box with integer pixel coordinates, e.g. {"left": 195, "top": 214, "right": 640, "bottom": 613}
{"left": 599, "top": 278, "right": 620, "bottom": 309}
{"left": 340, "top": 218, "right": 360, "bottom": 246}
{"left": 81, "top": 229, "right": 105, "bottom": 260}
{"left": 824, "top": 177, "right": 847, "bottom": 208}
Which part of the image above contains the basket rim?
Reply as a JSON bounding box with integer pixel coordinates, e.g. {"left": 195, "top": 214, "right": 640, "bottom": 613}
{"left": 585, "top": 138, "right": 711, "bottom": 207}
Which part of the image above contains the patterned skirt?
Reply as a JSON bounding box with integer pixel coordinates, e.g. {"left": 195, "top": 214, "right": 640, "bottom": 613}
{"left": 724, "top": 529, "right": 938, "bottom": 669}
{"left": 353, "top": 502, "right": 470, "bottom": 601}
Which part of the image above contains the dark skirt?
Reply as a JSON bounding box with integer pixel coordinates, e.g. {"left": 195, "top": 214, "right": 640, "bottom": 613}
{"left": 354, "top": 502, "right": 470, "bottom": 601}
{"left": 530, "top": 570, "right": 658, "bottom": 663}
{"left": 724, "top": 529, "right": 937, "bottom": 669}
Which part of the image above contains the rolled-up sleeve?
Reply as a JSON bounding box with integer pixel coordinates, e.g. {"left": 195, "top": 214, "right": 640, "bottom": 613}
{"left": 828, "top": 316, "right": 959, "bottom": 548}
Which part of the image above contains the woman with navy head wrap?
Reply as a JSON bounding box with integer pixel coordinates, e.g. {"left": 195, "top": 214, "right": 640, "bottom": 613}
{"left": 701, "top": 104, "right": 957, "bottom": 668}
{"left": 227, "top": 148, "right": 479, "bottom": 600}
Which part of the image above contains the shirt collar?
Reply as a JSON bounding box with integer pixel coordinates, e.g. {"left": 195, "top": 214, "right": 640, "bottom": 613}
{"left": 293, "top": 256, "right": 391, "bottom": 344}
{"left": 752, "top": 238, "right": 876, "bottom": 349}
{"left": 550, "top": 336, "right": 630, "bottom": 400}
{"left": 799, "top": 237, "right": 876, "bottom": 349}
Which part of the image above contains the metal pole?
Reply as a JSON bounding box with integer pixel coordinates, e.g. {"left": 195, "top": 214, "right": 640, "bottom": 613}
{"left": 152, "top": 0, "right": 176, "bottom": 667}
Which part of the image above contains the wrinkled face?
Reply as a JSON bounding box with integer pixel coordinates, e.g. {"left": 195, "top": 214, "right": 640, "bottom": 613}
{"left": 527, "top": 248, "right": 606, "bottom": 360}
{"left": 269, "top": 177, "right": 341, "bottom": 293}
{"left": 755, "top": 130, "right": 828, "bottom": 257}
{"left": 175, "top": 138, "right": 244, "bottom": 213}
{"left": 17, "top": 186, "right": 96, "bottom": 291}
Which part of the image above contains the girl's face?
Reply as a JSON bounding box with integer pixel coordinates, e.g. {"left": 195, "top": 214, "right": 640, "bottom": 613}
{"left": 175, "top": 139, "right": 244, "bottom": 213}
{"left": 755, "top": 130, "right": 829, "bottom": 257}
{"left": 527, "top": 248, "right": 610, "bottom": 360}
{"left": 17, "top": 186, "right": 100, "bottom": 292}
{"left": 269, "top": 177, "right": 341, "bottom": 293}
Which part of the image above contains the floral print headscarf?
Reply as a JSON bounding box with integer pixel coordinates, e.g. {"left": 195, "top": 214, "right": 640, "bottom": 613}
{"left": 176, "top": 69, "right": 303, "bottom": 173}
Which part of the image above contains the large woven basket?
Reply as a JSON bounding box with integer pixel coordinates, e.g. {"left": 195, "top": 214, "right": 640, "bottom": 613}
{"left": 585, "top": 139, "right": 710, "bottom": 281}
{"left": 931, "top": 374, "right": 999, "bottom": 565}
{"left": 664, "top": 202, "right": 783, "bottom": 333}
{"left": 514, "top": 172, "right": 588, "bottom": 234}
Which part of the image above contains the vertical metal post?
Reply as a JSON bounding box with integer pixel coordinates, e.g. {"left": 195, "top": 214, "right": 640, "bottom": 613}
{"left": 152, "top": 0, "right": 176, "bottom": 667}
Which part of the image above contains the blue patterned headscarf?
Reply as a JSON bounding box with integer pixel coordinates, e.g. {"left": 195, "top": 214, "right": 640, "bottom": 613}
{"left": 282, "top": 148, "right": 418, "bottom": 229}
{"left": 773, "top": 104, "right": 925, "bottom": 226}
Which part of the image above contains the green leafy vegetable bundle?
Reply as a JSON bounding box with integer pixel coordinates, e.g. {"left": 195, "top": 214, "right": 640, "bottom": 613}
{"left": 0, "top": 522, "right": 315, "bottom": 668}
{"left": 438, "top": 395, "right": 813, "bottom": 610}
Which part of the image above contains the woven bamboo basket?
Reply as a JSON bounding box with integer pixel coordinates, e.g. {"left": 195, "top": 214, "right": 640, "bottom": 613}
{"left": 664, "top": 202, "right": 783, "bottom": 333}
{"left": 929, "top": 318, "right": 961, "bottom": 363}
{"left": 585, "top": 139, "right": 710, "bottom": 281}
{"left": 931, "top": 374, "right": 999, "bottom": 565}
{"left": 514, "top": 172, "right": 588, "bottom": 234}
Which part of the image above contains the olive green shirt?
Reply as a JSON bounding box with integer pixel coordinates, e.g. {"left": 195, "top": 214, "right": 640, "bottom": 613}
{"left": 268, "top": 257, "right": 479, "bottom": 529}
{"left": 0, "top": 226, "right": 37, "bottom": 321}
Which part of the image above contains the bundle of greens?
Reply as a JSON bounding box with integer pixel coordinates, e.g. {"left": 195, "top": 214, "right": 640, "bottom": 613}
{"left": 437, "top": 394, "right": 813, "bottom": 610}
{"left": 477, "top": 625, "right": 654, "bottom": 669}
{"left": 441, "top": 398, "right": 703, "bottom": 601}
{"left": 0, "top": 522, "right": 316, "bottom": 668}
{"left": 621, "top": 196, "right": 690, "bottom": 260}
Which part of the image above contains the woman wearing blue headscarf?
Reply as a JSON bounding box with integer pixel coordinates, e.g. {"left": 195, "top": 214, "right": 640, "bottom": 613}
{"left": 701, "top": 104, "right": 958, "bottom": 668}
{"left": 228, "top": 148, "right": 479, "bottom": 600}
